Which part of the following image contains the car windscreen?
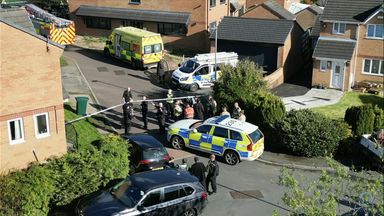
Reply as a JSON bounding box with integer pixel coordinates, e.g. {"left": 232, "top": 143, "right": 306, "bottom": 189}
{"left": 111, "top": 181, "right": 142, "bottom": 208}
{"left": 179, "top": 60, "right": 200, "bottom": 73}
{"left": 143, "top": 147, "right": 168, "bottom": 160}
{"left": 189, "top": 121, "right": 203, "bottom": 129}
{"left": 247, "top": 129, "right": 263, "bottom": 144}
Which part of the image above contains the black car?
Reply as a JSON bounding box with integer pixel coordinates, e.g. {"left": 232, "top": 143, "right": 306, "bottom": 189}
{"left": 76, "top": 169, "right": 208, "bottom": 216}
{"left": 123, "top": 134, "right": 170, "bottom": 174}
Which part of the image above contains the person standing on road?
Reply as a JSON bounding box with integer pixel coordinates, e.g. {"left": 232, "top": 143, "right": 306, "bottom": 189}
{"left": 166, "top": 89, "right": 174, "bottom": 120}
{"left": 184, "top": 103, "right": 194, "bottom": 119}
{"left": 195, "top": 98, "right": 205, "bottom": 120}
{"left": 232, "top": 102, "right": 242, "bottom": 119}
{"left": 178, "top": 158, "right": 189, "bottom": 171}
{"left": 189, "top": 157, "right": 206, "bottom": 188}
{"left": 207, "top": 96, "right": 217, "bottom": 117}
{"left": 141, "top": 96, "right": 148, "bottom": 129}
{"left": 174, "top": 100, "right": 183, "bottom": 121}
{"left": 122, "top": 87, "right": 133, "bottom": 103}
{"left": 157, "top": 59, "right": 165, "bottom": 82}
{"left": 206, "top": 154, "right": 219, "bottom": 194}
{"left": 156, "top": 102, "right": 166, "bottom": 134}
{"left": 123, "top": 99, "right": 133, "bottom": 135}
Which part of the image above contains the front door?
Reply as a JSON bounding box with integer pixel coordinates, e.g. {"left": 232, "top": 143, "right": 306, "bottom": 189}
{"left": 114, "top": 34, "right": 121, "bottom": 58}
{"left": 331, "top": 62, "right": 344, "bottom": 89}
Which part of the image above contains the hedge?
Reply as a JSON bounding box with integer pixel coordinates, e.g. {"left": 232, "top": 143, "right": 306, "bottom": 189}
{"left": 0, "top": 134, "right": 130, "bottom": 215}
{"left": 345, "top": 105, "right": 376, "bottom": 136}
{"left": 276, "top": 110, "right": 350, "bottom": 157}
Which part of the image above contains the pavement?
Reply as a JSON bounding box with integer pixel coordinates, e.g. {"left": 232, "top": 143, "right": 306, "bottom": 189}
{"left": 282, "top": 88, "right": 344, "bottom": 111}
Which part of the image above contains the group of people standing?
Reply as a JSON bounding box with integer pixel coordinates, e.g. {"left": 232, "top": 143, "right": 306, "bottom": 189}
{"left": 165, "top": 154, "right": 220, "bottom": 195}
{"left": 121, "top": 86, "right": 247, "bottom": 135}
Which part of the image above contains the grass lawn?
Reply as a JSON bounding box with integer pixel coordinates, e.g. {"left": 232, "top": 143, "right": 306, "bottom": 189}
{"left": 311, "top": 91, "right": 384, "bottom": 120}
{"left": 64, "top": 104, "right": 101, "bottom": 150}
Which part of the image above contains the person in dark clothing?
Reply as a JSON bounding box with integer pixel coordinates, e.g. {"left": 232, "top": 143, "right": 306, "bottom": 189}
{"left": 122, "top": 100, "right": 133, "bottom": 134}
{"left": 122, "top": 87, "right": 133, "bottom": 103}
{"left": 194, "top": 98, "right": 205, "bottom": 120}
{"left": 189, "top": 157, "right": 206, "bottom": 188}
{"left": 156, "top": 102, "right": 166, "bottom": 134}
{"left": 207, "top": 95, "right": 217, "bottom": 117}
{"left": 140, "top": 96, "right": 148, "bottom": 129}
{"left": 164, "top": 157, "right": 176, "bottom": 169}
{"left": 206, "top": 154, "right": 219, "bottom": 194}
{"left": 157, "top": 59, "right": 165, "bottom": 82}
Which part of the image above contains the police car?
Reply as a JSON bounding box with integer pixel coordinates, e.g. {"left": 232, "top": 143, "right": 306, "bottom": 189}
{"left": 167, "top": 115, "right": 264, "bottom": 165}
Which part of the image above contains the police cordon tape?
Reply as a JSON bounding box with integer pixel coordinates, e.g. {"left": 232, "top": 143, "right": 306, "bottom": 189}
{"left": 65, "top": 95, "right": 204, "bottom": 125}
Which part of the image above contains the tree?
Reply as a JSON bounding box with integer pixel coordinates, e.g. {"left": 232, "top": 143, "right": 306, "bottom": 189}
{"left": 278, "top": 158, "right": 384, "bottom": 216}
{"left": 345, "top": 105, "right": 375, "bottom": 136}
{"left": 27, "top": 0, "right": 69, "bottom": 18}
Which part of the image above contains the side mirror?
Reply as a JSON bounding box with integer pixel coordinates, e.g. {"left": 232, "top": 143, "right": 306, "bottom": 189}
{"left": 192, "top": 128, "right": 198, "bottom": 133}
{"left": 178, "top": 63, "right": 181, "bottom": 67}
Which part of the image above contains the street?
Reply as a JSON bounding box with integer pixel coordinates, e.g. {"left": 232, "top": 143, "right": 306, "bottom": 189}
{"left": 63, "top": 47, "right": 317, "bottom": 216}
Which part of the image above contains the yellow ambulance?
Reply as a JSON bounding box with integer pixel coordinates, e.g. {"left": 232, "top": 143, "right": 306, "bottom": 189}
{"left": 104, "top": 27, "right": 164, "bottom": 69}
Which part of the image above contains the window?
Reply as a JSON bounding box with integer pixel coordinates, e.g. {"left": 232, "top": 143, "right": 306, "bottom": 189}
{"left": 248, "top": 129, "right": 263, "bottom": 143}
{"left": 367, "top": 24, "right": 383, "bottom": 38}
{"left": 144, "top": 44, "right": 162, "bottom": 54}
{"left": 121, "top": 41, "right": 130, "bottom": 51}
{"left": 121, "top": 20, "right": 143, "bottom": 29}
{"left": 363, "top": 59, "right": 384, "bottom": 75}
{"left": 157, "top": 23, "right": 186, "bottom": 35}
{"left": 220, "top": 0, "right": 226, "bottom": 4}
{"left": 164, "top": 186, "right": 182, "bottom": 202}
{"left": 85, "top": 17, "right": 111, "bottom": 29}
{"left": 320, "top": 60, "right": 327, "bottom": 71}
{"left": 129, "top": 0, "right": 141, "bottom": 4}
{"left": 230, "top": 130, "right": 243, "bottom": 141}
{"left": 210, "top": 0, "right": 216, "bottom": 7}
{"left": 34, "top": 113, "right": 50, "bottom": 138}
{"left": 196, "top": 66, "right": 210, "bottom": 75}
{"left": 183, "top": 186, "right": 195, "bottom": 196}
{"left": 8, "top": 118, "right": 24, "bottom": 144}
{"left": 142, "top": 190, "right": 161, "bottom": 207}
{"left": 332, "top": 23, "right": 346, "bottom": 34}
{"left": 196, "top": 125, "right": 212, "bottom": 134}
{"left": 212, "top": 127, "right": 229, "bottom": 139}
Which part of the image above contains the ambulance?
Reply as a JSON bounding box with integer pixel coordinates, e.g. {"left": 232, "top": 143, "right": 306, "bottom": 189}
{"left": 104, "top": 27, "right": 164, "bottom": 69}
{"left": 171, "top": 52, "right": 238, "bottom": 91}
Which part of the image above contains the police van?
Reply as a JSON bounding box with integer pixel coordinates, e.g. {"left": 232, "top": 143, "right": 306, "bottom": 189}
{"left": 171, "top": 52, "right": 238, "bottom": 91}
{"left": 167, "top": 115, "right": 264, "bottom": 165}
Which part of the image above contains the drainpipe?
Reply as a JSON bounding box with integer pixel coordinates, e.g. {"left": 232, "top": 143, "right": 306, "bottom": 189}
{"left": 352, "top": 24, "right": 360, "bottom": 90}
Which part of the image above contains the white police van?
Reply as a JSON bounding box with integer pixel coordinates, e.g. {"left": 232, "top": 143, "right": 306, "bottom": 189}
{"left": 171, "top": 52, "right": 238, "bottom": 91}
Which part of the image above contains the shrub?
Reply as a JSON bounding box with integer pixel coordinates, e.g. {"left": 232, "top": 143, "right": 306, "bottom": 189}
{"left": 276, "top": 110, "right": 350, "bottom": 157}
{"left": 0, "top": 134, "right": 130, "bottom": 215}
{"left": 345, "top": 105, "right": 375, "bottom": 136}
{"left": 373, "top": 105, "right": 384, "bottom": 131}
{"left": 213, "top": 59, "right": 266, "bottom": 109}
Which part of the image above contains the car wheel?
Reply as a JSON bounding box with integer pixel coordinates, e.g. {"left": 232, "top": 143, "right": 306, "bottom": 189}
{"left": 224, "top": 150, "right": 239, "bottom": 165}
{"left": 103, "top": 48, "right": 110, "bottom": 57}
{"left": 190, "top": 83, "right": 198, "bottom": 92}
{"left": 182, "top": 209, "right": 196, "bottom": 216}
{"left": 171, "top": 136, "right": 185, "bottom": 150}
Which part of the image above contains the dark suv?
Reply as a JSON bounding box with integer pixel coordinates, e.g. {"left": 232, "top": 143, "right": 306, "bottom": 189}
{"left": 123, "top": 134, "right": 170, "bottom": 174}
{"left": 76, "top": 169, "right": 208, "bottom": 216}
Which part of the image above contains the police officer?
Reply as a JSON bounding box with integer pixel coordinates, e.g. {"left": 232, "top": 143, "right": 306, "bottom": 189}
{"left": 173, "top": 100, "right": 183, "bottom": 121}
{"left": 194, "top": 98, "right": 205, "bottom": 120}
{"left": 122, "top": 99, "right": 133, "bottom": 135}
{"left": 141, "top": 96, "right": 148, "bottom": 129}
{"left": 189, "top": 157, "right": 206, "bottom": 188}
{"left": 206, "top": 154, "right": 219, "bottom": 195}
{"left": 157, "top": 59, "right": 165, "bottom": 82}
{"left": 156, "top": 102, "right": 166, "bottom": 134}
{"left": 122, "top": 87, "right": 133, "bottom": 103}
{"left": 166, "top": 89, "right": 174, "bottom": 120}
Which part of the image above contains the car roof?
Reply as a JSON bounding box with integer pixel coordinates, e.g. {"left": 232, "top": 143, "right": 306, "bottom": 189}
{"left": 204, "top": 115, "right": 258, "bottom": 134}
{"left": 130, "top": 169, "right": 198, "bottom": 192}
{"left": 123, "top": 134, "right": 164, "bottom": 149}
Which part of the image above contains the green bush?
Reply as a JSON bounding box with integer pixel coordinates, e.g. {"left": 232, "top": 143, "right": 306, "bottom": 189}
{"left": 373, "top": 105, "right": 384, "bottom": 131}
{"left": 213, "top": 59, "right": 266, "bottom": 109}
{"left": 276, "top": 110, "right": 350, "bottom": 157}
{"left": 247, "top": 93, "right": 285, "bottom": 127}
{"left": 345, "top": 105, "right": 375, "bottom": 136}
{"left": 0, "top": 134, "right": 130, "bottom": 215}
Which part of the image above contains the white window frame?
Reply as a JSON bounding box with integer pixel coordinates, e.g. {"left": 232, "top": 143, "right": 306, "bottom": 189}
{"left": 34, "top": 112, "right": 50, "bottom": 139}
{"left": 320, "top": 60, "right": 327, "bottom": 71}
{"left": 7, "top": 118, "right": 25, "bottom": 145}
{"left": 362, "top": 59, "right": 384, "bottom": 76}
{"left": 332, "top": 23, "right": 346, "bottom": 34}
{"left": 366, "top": 24, "right": 384, "bottom": 39}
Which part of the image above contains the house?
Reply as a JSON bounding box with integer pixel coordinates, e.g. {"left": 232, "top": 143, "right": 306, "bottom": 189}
{"left": 245, "top": 0, "right": 300, "bottom": 10}
{"left": 68, "top": 0, "right": 246, "bottom": 52}
{"left": 312, "top": 0, "right": 383, "bottom": 91}
{"left": 0, "top": 7, "right": 67, "bottom": 172}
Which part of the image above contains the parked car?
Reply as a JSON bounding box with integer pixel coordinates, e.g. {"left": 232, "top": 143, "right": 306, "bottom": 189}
{"left": 76, "top": 169, "right": 208, "bottom": 216}
{"left": 122, "top": 134, "right": 170, "bottom": 174}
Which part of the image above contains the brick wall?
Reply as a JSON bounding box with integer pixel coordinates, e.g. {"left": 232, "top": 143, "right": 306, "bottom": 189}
{"left": 320, "top": 22, "right": 357, "bottom": 40}
{"left": 242, "top": 4, "right": 281, "bottom": 19}
{"left": 0, "top": 23, "right": 67, "bottom": 172}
